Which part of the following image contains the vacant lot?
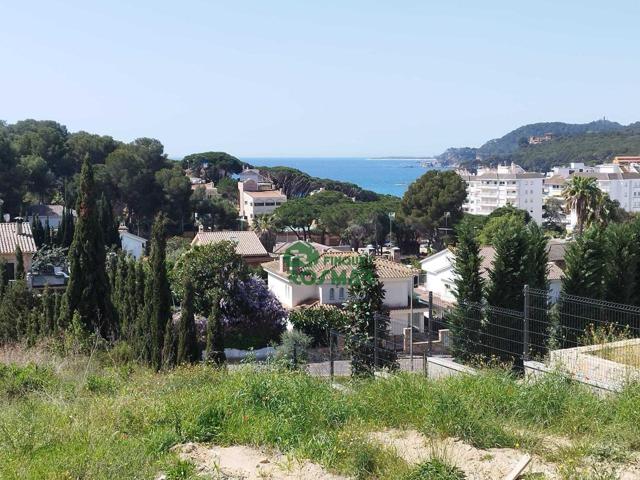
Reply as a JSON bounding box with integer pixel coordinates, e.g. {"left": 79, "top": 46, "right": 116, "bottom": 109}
{"left": 1, "top": 345, "right": 639, "bottom": 479}
{"left": 592, "top": 344, "right": 640, "bottom": 369}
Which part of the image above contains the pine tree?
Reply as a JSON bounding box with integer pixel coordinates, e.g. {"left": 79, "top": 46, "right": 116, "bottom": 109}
{"left": 177, "top": 277, "right": 199, "bottom": 364}
{"left": 344, "top": 254, "right": 391, "bottom": 377}
{"left": 449, "top": 220, "right": 484, "bottom": 361}
{"left": 149, "top": 213, "right": 171, "bottom": 370}
{"left": 58, "top": 158, "right": 115, "bottom": 338}
{"left": 205, "top": 289, "right": 226, "bottom": 365}
{"left": 15, "top": 245, "right": 25, "bottom": 280}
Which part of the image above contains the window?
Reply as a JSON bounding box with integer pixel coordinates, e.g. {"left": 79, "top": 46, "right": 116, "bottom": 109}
{"left": 4, "top": 262, "right": 15, "bottom": 281}
{"left": 329, "top": 288, "right": 335, "bottom": 301}
{"left": 339, "top": 288, "right": 345, "bottom": 300}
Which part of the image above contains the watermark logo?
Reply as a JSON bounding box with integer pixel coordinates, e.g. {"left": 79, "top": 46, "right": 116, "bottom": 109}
{"left": 282, "top": 241, "right": 374, "bottom": 287}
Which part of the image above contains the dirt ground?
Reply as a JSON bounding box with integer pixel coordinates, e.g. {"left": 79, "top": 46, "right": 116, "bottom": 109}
{"left": 171, "top": 430, "right": 640, "bottom": 480}
{"left": 172, "top": 442, "right": 348, "bottom": 480}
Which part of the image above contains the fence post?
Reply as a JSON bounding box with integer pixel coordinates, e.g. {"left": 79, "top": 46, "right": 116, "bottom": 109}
{"left": 329, "top": 330, "right": 334, "bottom": 380}
{"left": 374, "top": 315, "right": 379, "bottom": 369}
{"left": 427, "top": 291, "right": 433, "bottom": 357}
{"left": 523, "top": 284, "right": 530, "bottom": 362}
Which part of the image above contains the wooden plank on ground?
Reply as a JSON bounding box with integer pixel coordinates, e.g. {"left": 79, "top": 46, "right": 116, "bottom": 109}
{"left": 504, "top": 454, "right": 531, "bottom": 480}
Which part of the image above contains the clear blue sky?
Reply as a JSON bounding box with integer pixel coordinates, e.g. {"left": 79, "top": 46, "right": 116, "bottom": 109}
{"left": 2, "top": 1, "right": 639, "bottom": 157}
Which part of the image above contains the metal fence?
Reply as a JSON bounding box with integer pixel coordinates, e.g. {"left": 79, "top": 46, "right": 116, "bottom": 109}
{"left": 310, "top": 287, "right": 640, "bottom": 391}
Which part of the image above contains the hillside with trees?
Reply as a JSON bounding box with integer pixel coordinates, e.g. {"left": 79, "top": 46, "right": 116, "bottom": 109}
{"left": 438, "top": 119, "right": 640, "bottom": 171}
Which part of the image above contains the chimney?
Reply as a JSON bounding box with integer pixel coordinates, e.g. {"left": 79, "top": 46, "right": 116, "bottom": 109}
{"left": 391, "top": 247, "right": 401, "bottom": 263}
{"left": 2, "top": 214, "right": 9, "bottom": 223}
{"left": 15, "top": 217, "right": 23, "bottom": 235}
{"left": 279, "top": 254, "right": 288, "bottom": 273}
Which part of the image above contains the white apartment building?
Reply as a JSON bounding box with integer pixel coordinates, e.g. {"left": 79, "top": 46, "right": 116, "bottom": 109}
{"left": 543, "top": 161, "right": 640, "bottom": 232}
{"left": 238, "top": 168, "right": 287, "bottom": 221}
{"left": 460, "top": 163, "right": 545, "bottom": 224}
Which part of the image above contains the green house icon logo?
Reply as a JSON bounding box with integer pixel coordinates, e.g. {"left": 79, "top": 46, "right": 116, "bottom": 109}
{"left": 283, "top": 241, "right": 320, "bottom": 272}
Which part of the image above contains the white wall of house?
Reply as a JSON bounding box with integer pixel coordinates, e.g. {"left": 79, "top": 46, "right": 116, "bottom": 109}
{"left": 420, "top": 250, "right": 457, "bottom": 303}
{"left": 267, "top": 271, "right": 317, "bottom": 308}
{"left": 120, "top": 232, "right": 146, "bottom": 259}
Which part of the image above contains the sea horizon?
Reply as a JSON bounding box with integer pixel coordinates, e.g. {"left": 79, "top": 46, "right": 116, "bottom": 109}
{"left": 240, "top": 156, "right": 447, "bottom": 197}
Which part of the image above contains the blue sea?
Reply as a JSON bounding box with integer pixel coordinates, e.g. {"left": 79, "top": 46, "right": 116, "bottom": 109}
{"left": 241, "top": 157, "right": 446, "bottom": 197}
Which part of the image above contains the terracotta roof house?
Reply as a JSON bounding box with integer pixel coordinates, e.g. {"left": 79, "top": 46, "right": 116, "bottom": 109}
{"left": 264, "top": 250, "right": 420, "bottom": 309}
{"left": 0, "top": 220, "right": 37, "bottom": 280}
{"left": 191, "top": 230, "right": 271, "bottom": 265}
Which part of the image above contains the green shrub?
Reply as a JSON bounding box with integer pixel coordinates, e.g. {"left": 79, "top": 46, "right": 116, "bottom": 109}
{"left": 0, "top": 363, "right": 57, "bottom": 398}
{"left": 273, "top": 330, "right": 312, "bottom": 369}
{"left": 288, "top": 306, "right": 349, "bottom": 346}
{"left": 85, "top": 373, "right": 117, "bottom": 394}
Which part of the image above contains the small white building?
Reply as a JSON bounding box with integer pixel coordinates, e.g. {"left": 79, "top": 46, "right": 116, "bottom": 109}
{"left": 119, "top": 225, "right": 147, "bottom": 259}
{"left": 420, "top": 239, "right": 568, "bottom": 304}
{"left": 460, "top": 163, "right": 545, "bottom": 224}
{"left": 264, "top": 250, "right": 420, "bottom": 309}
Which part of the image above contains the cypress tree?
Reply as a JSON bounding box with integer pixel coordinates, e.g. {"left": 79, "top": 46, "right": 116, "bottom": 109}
{"left": 98, "top": 193, "right": 121, "bottom": 249}
{"left": 524, "top": 222, "right": 549, "bottom": 357}
{"left": 42, "top": 284, "right": 56, "bottom": 335}
{"left": 161, "top": 317, "right": 177, "bottom": 369}
{"left": 44, "top": 218, "right": 52, "bottom": 246}
{"left": 149, "top": 213, "right": 171, "bottom": 370}
{"left": 484, "top": 220, "right": 529, "bottom": 362}
{"left": 0, "top": 258, "right": 7, "bottom": 296}
{"left": 15, "top": 245, "right": 25, "bottom": 280}
{"left": 58, "top": 158, "right": 115, "bottom": 338}
{"left": 344, "top": 254, "right": 391, "bottom": 377}
{"left": 604, "top": 222, "right": 639, "bottom": 305}
{"left": 177, "top": 277, "right": 199, "bottom": 364}
{"left": 449, "top": 220, "right": 484, "bottom": 361}
{"left": 558, "top": 225, "right": 608, "bottom": 346}
{"left": 31, "top": 215, "right": 44, "bottom": 247}
{"left": 205, "top": 289, "right": 226, "bottom": 365}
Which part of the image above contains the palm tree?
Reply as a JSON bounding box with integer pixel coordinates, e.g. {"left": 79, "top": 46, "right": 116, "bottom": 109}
{"left": 562, "top": 176, "right": 602, "bottom": 235}
{"left": 252, "top": 214, "right": 278, "bottom": 252}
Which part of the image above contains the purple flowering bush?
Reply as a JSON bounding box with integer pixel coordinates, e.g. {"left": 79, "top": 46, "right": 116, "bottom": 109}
{"left": 221, "top": 276, "right": 286, "bottom": 349}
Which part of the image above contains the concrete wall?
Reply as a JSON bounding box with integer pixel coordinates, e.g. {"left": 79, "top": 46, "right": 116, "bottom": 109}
{"left": 426, "top": 356, "right": 476, "bottom": 380}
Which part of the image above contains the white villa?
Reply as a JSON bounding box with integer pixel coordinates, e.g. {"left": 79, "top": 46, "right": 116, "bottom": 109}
{"left": 420, "top": 238, "right": 568, "bottom": 304}
{"left": 264, "top": 250, "right": 420, "bottom": 309}
{"left": 118, "top": 225, "right": 147, "bottom": 259}
{"left": 460, "top": 163, "right": 545, "bottom": 224}
{"left": 238, "top": 168, "right": 287, "bottom": 222}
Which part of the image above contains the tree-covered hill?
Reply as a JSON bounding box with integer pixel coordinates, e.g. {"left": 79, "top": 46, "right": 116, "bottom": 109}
{"left": 439, "top": 119, "right": 640, "bottom": 171}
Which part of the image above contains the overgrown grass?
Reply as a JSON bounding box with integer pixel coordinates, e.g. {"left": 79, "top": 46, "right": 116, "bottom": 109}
{"left": 1, "top": 348, "right": 639, "bottom": 479}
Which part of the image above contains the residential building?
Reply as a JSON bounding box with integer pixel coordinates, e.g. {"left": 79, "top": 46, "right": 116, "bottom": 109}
{"left": 191, "top": 230, "right": 271, "bottom": 265}
{"left": 420, "top": 238, "right": 568, "bottom": 304}
{"left": 238, "top": 168, "right": 287, "bottom": 221}
{"left": 27, "top": 204, "right": 76, "bottom": 230}
{"left": 544, "top": 161, "right": 640, "bottom": 231}
{"left": 264, "top": 250, "right": 420, "bottom": 310}
{"left": 460, "top": 163, "right": 545, "bottom": 223}
{"left": 191, "top": 182, "right": 219, "bottom": 200}
{"left": 0, "top": 220, "right": 37, "bottom": 280}
{"left": 119, "top": 225, "right": 147, "bottom": 259}
{"left": 528, "top": 132, "right": 555, "bottom": 145}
